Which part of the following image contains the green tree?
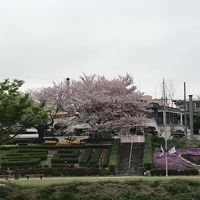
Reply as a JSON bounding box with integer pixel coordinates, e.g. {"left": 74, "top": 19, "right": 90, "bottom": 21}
{"left": 0, "top": 79, "right": 50, "bottom": 144}
{"left": 21, "top": 100, "right": 53, "bottom": 142}
{"left": 0, "top": 79, "right": 31, "bottom": 143}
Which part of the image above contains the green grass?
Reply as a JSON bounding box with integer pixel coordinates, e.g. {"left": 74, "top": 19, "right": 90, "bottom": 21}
{"left": 2, "top": 176, "right": 200, "bottom": 187}
{"left": 143, "top": 134, "right": 152, "bottom": 169}
{"left": 108, "top": 139, "right": 120, "bottom": 171}
{"left": 2, "top": 177, "right": 200, "bottom": 200}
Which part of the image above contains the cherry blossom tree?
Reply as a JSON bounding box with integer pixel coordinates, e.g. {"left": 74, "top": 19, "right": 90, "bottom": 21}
{"left": 29, "top": 74, "right": 150, "bottom": 140}
{"left": 29, "top": 78, "right": 73, "bottom": 139}
{"left": 70, "top": 74, "right": 150, "bottom": 139}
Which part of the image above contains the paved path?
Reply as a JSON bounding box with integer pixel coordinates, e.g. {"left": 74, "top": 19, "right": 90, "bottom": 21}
{"left": 40, "top": 150, "right": 57, "bottom": 167}
{"left": 1, "top": 175, "right": 200, "bottom": 182}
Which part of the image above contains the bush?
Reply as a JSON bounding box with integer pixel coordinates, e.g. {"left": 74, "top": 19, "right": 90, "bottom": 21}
{"left": 18, "top": 167, "right": 100, "bottom": 176}
{"left": 103, "top": 148, "right": 111, "bottom": 167}
{"left": 52, "top": 155, "right": 78, "bottom": 164}
{"left": 88, "top": 149, "right": 102, "bottom": 165}
{"left": 57, "top": 149, "right": 74, "bottom": 153}
{"left": 151, "top": 136, "right": 165, "bottom": 149}
{"left": 5, "top": 154, "right": 47, "bottom": 161}
{"left": 1, "top": 149, "right": 48, "bottom": 166}
{"left": 166, "top": 180, "right": 191, "bottom": 194}
{"left": 0, "top": 144, "right": 111, "bottom": 150}
{"left": 0, "top": 147, "right": 49, "bottom": 168}
{"left": 52, "top": 149, "right": 80, "bottom": 164}
{"left": 150, "top": 169, "right": 199, "bottom": 176}
{"left": 17, "top": 149, "right": 48, "bottom": 153}
{"left": 79, "top": 149, "right": 92, "bottom": 164}
{"left": 108, "top": 139, "right": 120, "bottom": 173}
{"left": 57, "top": 149, "right": 80, "bottom": 158}
{"left": 51, "top": 164, "right": 74, "bottom": 168}
{"left": 143, "top": 134, "right": 152, "bottom": 169}
{"left": 0, "top": 158, "right": 41, "bottom": 167}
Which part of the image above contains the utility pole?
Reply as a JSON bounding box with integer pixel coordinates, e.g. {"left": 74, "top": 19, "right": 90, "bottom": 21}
{"left": 184, "top": 82, "right": 187, "bottom": 138}
{"left": 189, "top": 95, "right": 194, "bottom": 140}
{"left": 128, "top": 135, "right": 134, "bottom": 170}
{"left": 163, "top": 79, "right": 168, "bottom": 177}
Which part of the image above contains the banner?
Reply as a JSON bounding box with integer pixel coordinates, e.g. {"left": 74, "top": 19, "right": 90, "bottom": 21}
{"left": 168, "top": 146, "right": 176, "bottom": 155}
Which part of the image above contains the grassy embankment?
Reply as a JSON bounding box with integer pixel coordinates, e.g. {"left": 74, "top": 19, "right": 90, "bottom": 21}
{"left": 1, "top": 178, "right": 200, "bottom": 199}
{"left": 1, "top": 175, "right": 200, "bottom": 186}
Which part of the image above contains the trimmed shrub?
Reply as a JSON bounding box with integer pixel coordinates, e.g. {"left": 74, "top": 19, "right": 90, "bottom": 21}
{"left": 52, "top": 155, "right": 78, "bottom": 164}
{"left": 57, "top": 149, "right": 74, "bottom": 153}
{"left": 0, "top": 148, "right": 48, "bottom": 168}
{"left": 52, "top": 149, "right": 80, "bottom": 164}
{"left": 150, "top": 169, "right": 199, "bottom": 176}
{"left": 108, "top": 139, "right": 120, "bottom": 173}
{"left": 51, "top": 149, "right": 80, "bottom": 164}
{"left": 5, "top": 154, "right": 47, "bottom": 161}
{"left": 18, "top": 167, "right": 100, "bottom": 176}
{"left": 3, "top": 149, "right": 48, "bottom": 161}
{"left": 0, "top": 159, "right": 41, "bottom": 167}
{"left": 143, "top": 134, "right": 152, "bottom": 169}
{"left": 88, "top": 149, "right": 102, "bottom": 165}
{"left": 17, "top": 149, "right": 48, "bottom": 153}
{"left": 0, "top": 144, "right": 111, "bottom": 150}
{"left": 103, "top": 148, "right": 111, "bottom": 167}
{"left": 57, "top": 149, "right": 80, "bottom": 158}
{"left": 79, "top": 149, "right": 92, "bottom": 164}
{"left": 151, "top": 136, "right": 165, "bottom": 149}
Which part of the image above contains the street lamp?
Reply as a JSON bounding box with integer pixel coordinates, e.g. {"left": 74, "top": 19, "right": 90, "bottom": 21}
{"left": 163, "top": 79, "right": 168, "bottom": 177}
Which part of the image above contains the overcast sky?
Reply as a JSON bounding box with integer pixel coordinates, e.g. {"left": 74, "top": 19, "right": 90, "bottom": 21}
{"left": 0, "top": 0, "right": 200, "bottom": 99}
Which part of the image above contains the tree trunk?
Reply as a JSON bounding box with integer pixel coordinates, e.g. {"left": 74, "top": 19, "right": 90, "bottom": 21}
{"left": 36, "top": 127, "right": 46, "bottom": 143}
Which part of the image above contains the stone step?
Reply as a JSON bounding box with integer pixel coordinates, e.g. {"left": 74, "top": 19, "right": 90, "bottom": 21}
{"left": 117, "top": 142, "right": 144, "bottom": 175}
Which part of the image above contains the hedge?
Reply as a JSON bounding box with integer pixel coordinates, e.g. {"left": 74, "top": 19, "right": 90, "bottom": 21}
{"left": 3, "top": 155, "right": 47, "bottom": 161}
{"left": 0, "top": 148, "right": 48, "bottom": 168}
{"left": 51, "top": 164, "right": 75, "bottom": 168}
{"left": 57, "top": 149, "right": 74, "bottom": 153}
{"left": 57, "top": 149, "right": 80, "bottom": 157}
{"left": 108, "top": 139, "right": 120, "bottom": 172}
{"left": 151, "top": 136, "right": 165, "bottom": 149}
{"left": 79, "top": 149, "right": 92, "bottom": 164}
{"left": 0, "top": 158, "right": 41, "bottom": 167}
{"left": 150, "top": 169, "right": 199, "bottom": 176}
{"left": 88, "top": 149, "right": 102, "bottom": 165}
{"left": 17, "top": 167, "right": 100, "bottom": 176}
{"left": 2, "top": 155, "right": 46, "bottom": 160}
{"left": 0, "top": 144, "right": 111, "bottom": 150}
{"left": 17, "top": 149, "right": 48, "bottom": 153}
{"left": 4, "top": 149, "right": 48, "bottom": 161}
{"left": 52, "top": 155, "right": 78, "bottom": 164}
{"left": 103, "top": 148, "right": 111, "bottom": 167}
{"left": 51, "top": 149, "right": 80, "bottom": 164}
{"left": 143, "top": 134, "right": 152, "bottom": 169}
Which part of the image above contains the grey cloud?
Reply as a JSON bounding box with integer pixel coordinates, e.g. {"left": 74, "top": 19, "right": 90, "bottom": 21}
{"left": 0, "top": 0, "right": 200, "bottom": 98}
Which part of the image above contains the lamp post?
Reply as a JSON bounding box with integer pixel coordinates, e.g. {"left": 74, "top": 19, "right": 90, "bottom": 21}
{"left": 163, "top": 79, "right": 168, "bottom": 176}
{"left": 128, "top": 134, "right": 134, "bottom": 170}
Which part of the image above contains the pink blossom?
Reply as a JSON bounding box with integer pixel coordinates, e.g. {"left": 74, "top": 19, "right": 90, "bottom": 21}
{"left": 153, "top": 148, "right": 200, "bottom": 170}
